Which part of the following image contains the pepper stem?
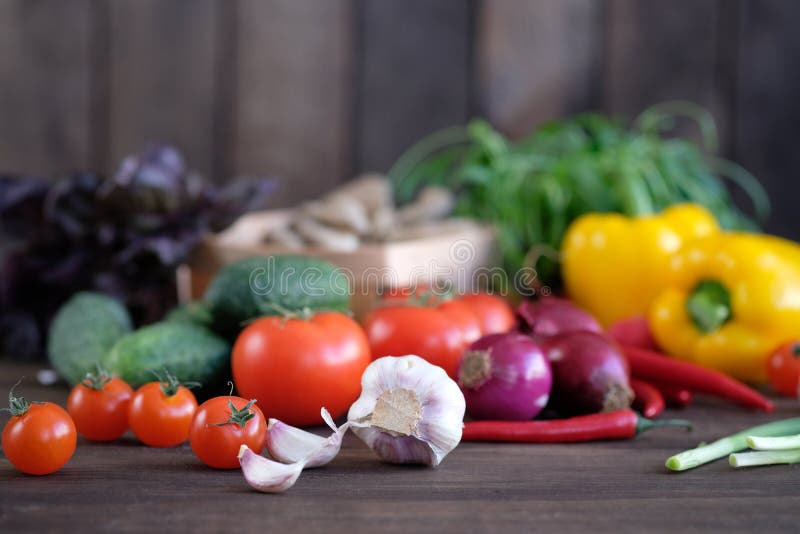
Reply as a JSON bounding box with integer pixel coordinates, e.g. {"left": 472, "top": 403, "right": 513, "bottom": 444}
{"left": 686, "top": 279, "right": 732, "bottom": 333}
{"left": 635, "top": 415, "right": 693, "bottom": 436}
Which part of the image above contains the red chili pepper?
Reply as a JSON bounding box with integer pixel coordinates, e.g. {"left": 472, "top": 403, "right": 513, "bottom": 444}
{"left": 630, "top": 379, "right": 665, "bottom": 418}
{"left": 461, "top": 409, "right": 691, "bottom": 443}
{"left": 622, "top": 345, "right": 774, "bottom": 412}
{"left": 646, "top": 380, "right": 693, "bottom": 408}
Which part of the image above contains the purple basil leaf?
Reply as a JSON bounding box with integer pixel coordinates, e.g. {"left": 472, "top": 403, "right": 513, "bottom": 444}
{"left": 0, "top": 176, "right": 50, "bottom": 239}
{"left": 44, "top": 173, "right": 102, "bottom": 239}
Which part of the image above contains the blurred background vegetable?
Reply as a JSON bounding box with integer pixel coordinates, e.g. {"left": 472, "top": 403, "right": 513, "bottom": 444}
{"left": 0, "top": 145, "right": 274, "bottom": 361}
{"left": 389, "top": 104, "right": 769, "bottom": 286}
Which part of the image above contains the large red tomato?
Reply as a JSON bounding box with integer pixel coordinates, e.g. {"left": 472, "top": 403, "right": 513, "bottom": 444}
{"left": 232, "top": 312, "right": 370, "bottom": 426}
{"left": 456, "top": 293, "right": 516, "bottom": 335}
{"left": 364, "top": 293, "right": 516, "bottom": 378}
{"left": 438, "top": 299, "right": 483, "bottom": 345}
{"left": 363, "top": 305, "right": 468, "bottom": 378}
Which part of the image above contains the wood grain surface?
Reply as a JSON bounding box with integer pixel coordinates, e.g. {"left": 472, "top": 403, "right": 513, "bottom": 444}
{"left": 107, "top": 0, "right": 221, "bottom": 181}
{"left": 735, "top": 0, "right": 800, "bottom": 240}
{"left": 477, "top": 0, "right": 603, "bottom": 138}
{"left": 355, "top": 0, "right": 472, "bottom": 173}
{"left": 232, "top": 0, "right": 354, "bottom": 205}
{"left": 1, "top": 362, "right": 798, "bottom": 533}
{"left": 0, "top": 0, "right": 95, "bottom": 176}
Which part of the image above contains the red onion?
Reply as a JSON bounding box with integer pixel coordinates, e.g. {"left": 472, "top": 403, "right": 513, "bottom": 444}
{"left": 541, "top": 330, "right": 633, "bottom": 416}
{"left": 457, "top": 333, "right": 552, "bottom": 421}
{"left": 518, "top": 297, "right": 602, "bottom": 337}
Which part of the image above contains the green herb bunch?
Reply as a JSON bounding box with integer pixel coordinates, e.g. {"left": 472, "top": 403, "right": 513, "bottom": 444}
{"left": 389, "top": 102, "right": 769, "bottom": 287}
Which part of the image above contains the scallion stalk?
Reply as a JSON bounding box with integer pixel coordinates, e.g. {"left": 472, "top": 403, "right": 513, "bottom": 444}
{"left": 746, "top": 433, "right": 800, "bottom": 451}
{"left": 729, "top": 449, "right": 800, "bottom": 468}
{"left": 665, "top": 417, "right": 800, "bottom": 471}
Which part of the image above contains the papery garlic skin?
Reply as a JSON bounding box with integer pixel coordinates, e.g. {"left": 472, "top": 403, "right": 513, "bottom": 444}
{"left": 347, "top": 355, "right": 466, "bottom": 467}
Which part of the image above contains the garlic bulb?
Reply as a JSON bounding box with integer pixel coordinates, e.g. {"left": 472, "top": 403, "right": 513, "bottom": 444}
{"left": 347, "top": 355, "right": 466, "bottom": 467}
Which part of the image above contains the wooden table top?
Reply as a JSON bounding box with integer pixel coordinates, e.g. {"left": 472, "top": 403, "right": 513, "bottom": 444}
{"left": 1, "top": 361, "right": 799, "bottom": 533}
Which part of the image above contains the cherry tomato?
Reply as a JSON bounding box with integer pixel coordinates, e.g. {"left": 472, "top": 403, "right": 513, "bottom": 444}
{"left": 2, "top": 385, "right": 76, "bottom": 475}
{"left": 67, "top": 372, "right": 133, "bottom": 441}
{"left": 189, "top": 396, "right": 267, "bottom": 469}
{"left": 456, "top": 293, "right": 516, "bottom": 335}
{"left": 767, "top": 342, "right": 800, "bottom": 397}
{"left": 128, "top": 378, "right": 198, "bottom": 447}
{"left": 232, "top": 312, "right": 371, "bottom": 426}
{"left": 363, "top": 304, "right": 468, "bottom": 378}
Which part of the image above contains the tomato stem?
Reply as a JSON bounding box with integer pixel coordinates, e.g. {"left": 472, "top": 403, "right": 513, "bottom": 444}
{"left": 151, "top": 369, "right": 201, "bottom": 397}
{"left": 258, "top": 302, "right": 316, "bottom": 321}
{"left": 212, "top": 398, "right": 258, "bottom": 428}
{"left": 81, "top": 365, "right": 113, "bottom": 391}
{"left": 0, "top": 378, "right": 43, "bottom": 417}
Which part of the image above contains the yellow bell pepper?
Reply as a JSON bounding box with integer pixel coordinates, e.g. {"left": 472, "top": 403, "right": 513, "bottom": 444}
{"left": 561, "top": 204, "right": 719, "bottom": 326}
{"left": 648, "top": 233, "right": 800, "bottom": 383}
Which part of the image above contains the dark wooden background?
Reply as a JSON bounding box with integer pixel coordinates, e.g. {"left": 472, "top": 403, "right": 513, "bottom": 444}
{"left": 1, "top": 0, "right": 798, "bottom": 237}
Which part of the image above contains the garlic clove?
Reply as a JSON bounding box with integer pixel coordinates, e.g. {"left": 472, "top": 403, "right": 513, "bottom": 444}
{"left": 265, "top": 419, "right": 328, "bottom": 464}
{"left": 238, "top": 445, "right": 304, "bottom": 493}
{"left": 265, "top": 408, "right": 349, "bottom": 469}
{"left": 348, "top": 355, "right": 466, "bottom": 467}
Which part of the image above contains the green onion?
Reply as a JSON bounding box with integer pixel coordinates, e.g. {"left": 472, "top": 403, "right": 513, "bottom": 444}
{"left": 729, "top": 449, "right": 800, "bottom": 468}
{"left": 746, "top": 434, "right": 800, "bottom": 451}
{"left": 665, "top": 417, "right": 800, "bottom": 471}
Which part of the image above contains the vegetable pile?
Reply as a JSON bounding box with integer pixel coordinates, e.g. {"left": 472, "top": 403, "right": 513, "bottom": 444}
{"left": 564, "top": 203, "right": 800, "bottom": 384}
{"left": 4, "top": 250, "right": 797, "bottom": 487}
{"left": 7, "top": 102, "right": 800, "bottom": 489}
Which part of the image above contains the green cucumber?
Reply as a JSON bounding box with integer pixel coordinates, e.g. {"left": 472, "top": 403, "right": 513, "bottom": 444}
{"left": 105, "top": 322, "right": 229, "bottom": 388}
{"left": 48, "top": 292, "right": 133, "bottom": 385}
{"left": 165, "top": 302, "right": 214, "bottom": 328}
{"left": 203, "top": 255, "right": 350, "bottom": 335}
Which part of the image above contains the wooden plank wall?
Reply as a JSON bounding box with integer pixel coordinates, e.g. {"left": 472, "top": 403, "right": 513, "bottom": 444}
{"left": 0, "top": 0, "right": 797, "bottom": 237}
